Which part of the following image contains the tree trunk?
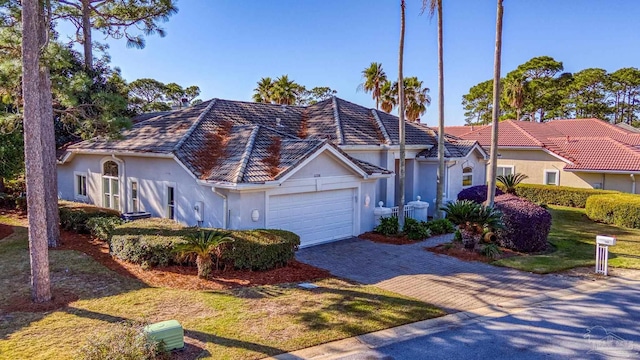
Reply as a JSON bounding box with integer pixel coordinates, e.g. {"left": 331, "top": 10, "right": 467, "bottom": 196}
{"left": 516, "top": 108, "right": 521, "bottom": 121}
{"left": 40, "top": 66, "right": 60, "bottom": 248}
{"left": 486, "top": 0, "right": 504, "bottom": 207}
{"left": 397, "top": 0, "right": 406, "bottom": 230}
{"left": 81, "top": 0, "right": 92, "bottom": 69}
{"left": 196, "top": 255, "right": 212, "bottom": 279}
{"left": 22, "top": 0, "right": 52, "bottom": 303}
{"left": 435, "top": 0, "right": 445, "bottom": 220}
{"left": 0, "top": 177, "right": 5, "bottom": 193}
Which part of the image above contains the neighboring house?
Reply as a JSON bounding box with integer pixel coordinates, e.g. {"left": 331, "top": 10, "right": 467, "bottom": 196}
{"left": 455, "top": 119, "right": 640, "bottom": 194}
{"left": 57, "top": 97, "right": 487, "bottom": 246}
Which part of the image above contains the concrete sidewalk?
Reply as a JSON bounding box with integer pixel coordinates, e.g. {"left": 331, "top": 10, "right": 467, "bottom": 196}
{"left": 267, "top": 274, "right": 640, "bottom": 360}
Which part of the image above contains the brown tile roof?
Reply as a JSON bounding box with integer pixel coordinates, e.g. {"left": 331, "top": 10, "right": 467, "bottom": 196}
{"left": 417, "top": 139, "right": 480, "bottom": 158}
{"left": 374, "top": 110, "right": 438, "bottom": 146}
{"left": 459, "top": 119, "right": 640, "bottom": 172}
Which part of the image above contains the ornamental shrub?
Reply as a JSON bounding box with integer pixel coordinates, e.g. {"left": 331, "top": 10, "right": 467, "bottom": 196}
{"left": 223, "top": 229, "right": 300, "bottom": 270}
{"left": 457, "top": 185, "right": 504, "bottom": 204}
{"left": 77, "top": 321, "right": 164, "bottom": 360}
{"left": 86, "top": 217, "right": 124, "bottom": 241}
{"left": 514, "top": 184, "right": 618, "bottom": 208}
{"left": 586, "top": 194, "right": 640, "bottom": 229}
{"left": 59, "top": 201, "right": 121, "bottom": 234}
{"left": 403, "top": 218, "right": 431, "bottom": 240}
{"left": 425, "top": 219, "right": 455, "bottom": 235}
{"left": 494, "top": 194, "right": 551, "bottom": 253}
{"left": 375, "top": 216, "right": 399, "bottom": 236}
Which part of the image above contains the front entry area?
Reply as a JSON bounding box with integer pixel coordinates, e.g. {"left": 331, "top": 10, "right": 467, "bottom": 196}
{"left": 267, "top": 188, "right": 355, "bottom": 247}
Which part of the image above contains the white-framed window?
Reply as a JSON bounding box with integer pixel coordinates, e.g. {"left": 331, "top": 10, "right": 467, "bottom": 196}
{"left": 102, "top": 160, "right": 120, "bottom": 211}
{"left": 462, "top": 167, "right": 473, "bottom": 188}
{"left": 544, "top": 169, "right": 560, "bottom": 186}
{"left": 130, "top": 180, "right": 140, "bottom": 213}
{"left": 496, "top": 165, "right": 514, "bottom": 177}
{"left": 74, "top": 171, "right": 87, "bottom": 200}
{"left": 166, "top": 185, "right": 176, "bottom": 220}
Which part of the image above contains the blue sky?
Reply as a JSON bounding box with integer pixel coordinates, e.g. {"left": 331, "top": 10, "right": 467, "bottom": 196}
{"left": 56, "top": 0, "right": 640, "bottom": 126}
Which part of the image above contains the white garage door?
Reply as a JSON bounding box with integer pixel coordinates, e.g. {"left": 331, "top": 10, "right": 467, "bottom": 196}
{"left": 268, "top": 188, "right": 355, "bottom": 247}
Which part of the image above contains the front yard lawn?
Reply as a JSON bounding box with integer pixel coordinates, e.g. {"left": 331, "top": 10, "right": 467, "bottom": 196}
{"left": 0, "top": 222, "right": 443, "bottom": 360}
{"left": 493, "top": 205, "right": 640, "bottom": 273}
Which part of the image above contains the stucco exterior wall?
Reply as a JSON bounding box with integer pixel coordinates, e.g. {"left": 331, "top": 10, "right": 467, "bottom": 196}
{"left": 57, "top": 154, "right": 225, "bottom": 228}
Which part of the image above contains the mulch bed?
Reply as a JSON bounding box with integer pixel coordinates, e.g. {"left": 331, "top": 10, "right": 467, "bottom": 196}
{"left": 358, "top": 231, "right": 420, "bottom": 245}
{"left": 0, "top": 224, "right": 13, "bottom": 240}
{"left": 3, "top": 289, "right": 79, "bottom": 313}
{"left": 56, "top": 230, "right": 331, "bottom": 291}
{"left": 427, "top": 242, "right": 520, "bottom": 263}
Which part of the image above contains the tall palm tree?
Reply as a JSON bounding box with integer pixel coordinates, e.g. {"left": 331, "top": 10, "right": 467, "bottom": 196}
{"left": 423, "top": 0, "right": 445, "bottom": 219}
{"left": 174, "top": 230, "right": 234, "bottom": 278}
{"left": 252, "top": 77, "right": 273, "bottom": 103}
{"left": 359, "top": 62, "right": 387, "bottom": 110}
{"left": 403, "top": 76, "right": 431, "bottom": 121}
{"left": 271, "top": 75, "right": 299, "bottom": 105}
{"left": 397, "top": 0, "right": 407, "bottom": 230}
{"left": 504, "top": 74, "right": 525, "bottom": 121}
{"left": 486, "top": 0, "right": 504, "bottom": 207}
{"left": 379, "top": 81, "right": 397, "bottom": 113}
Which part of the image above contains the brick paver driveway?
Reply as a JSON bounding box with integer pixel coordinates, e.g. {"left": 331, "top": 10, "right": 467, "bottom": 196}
{"left": 296, "top": 235, "right": 582, "bottom": 313}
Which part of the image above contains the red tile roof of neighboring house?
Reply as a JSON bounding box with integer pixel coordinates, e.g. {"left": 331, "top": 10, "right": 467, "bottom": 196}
{"left": 441, "top": 126, "right": 482, "bottom": 137}
{"left": 459, "top": 119, "right": 640, "bottom": 172}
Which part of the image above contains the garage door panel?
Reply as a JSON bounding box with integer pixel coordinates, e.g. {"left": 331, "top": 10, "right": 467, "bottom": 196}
{"left": 268, "top": 188, "right": 355, "bottom": 246}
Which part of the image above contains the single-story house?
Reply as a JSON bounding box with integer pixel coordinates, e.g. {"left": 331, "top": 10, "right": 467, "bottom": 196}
{"left": 57, "top": 97, "right": 487, "bottom": 246}
{"left": 455, "top": 119, "right": 640, "bottom": 194}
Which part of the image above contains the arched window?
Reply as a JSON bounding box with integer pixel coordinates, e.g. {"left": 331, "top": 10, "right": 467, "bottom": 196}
{"left": 102, "top": 161, "right": 120, "bottom": 210}
{"left": 462, "top": 167, "right": 473, "bottom": 188}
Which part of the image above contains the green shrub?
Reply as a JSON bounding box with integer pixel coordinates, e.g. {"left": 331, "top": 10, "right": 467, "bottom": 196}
{"left": 586, "top": 194, "right": 640, "bottom": 229}
{"left": 109, "top": 218, "right": 192, "bottom": 267}
{"left": 402, "top": 218, "right": 431, "bottom": 240}
{"left": 514, "top": 184, "right": 618, "bottom": 208}
{"left": 59, "top": 201, "right": 121, "bottom": 234}
{"left": 86, "top": 217, "right": 125, "bottom": 241}
{"left": 375, "top": 216, "right": 399, "bottom": 236}
{"left": 480, "top": 243, "right": 501, "bottom": 259}
{"left": 453, "top": 229, "right": 462, "bottom": 243}
{"left": 77, "top": 321, "right": 165, "bottom": 360}
{"left": 424, "top": 219, "right": 455, "bottom": 235}
{"left": 223, "top": 229, "right": 300, "bottom": 271}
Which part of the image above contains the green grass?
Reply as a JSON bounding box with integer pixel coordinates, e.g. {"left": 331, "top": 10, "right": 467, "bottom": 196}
{"left": 0, "top": 224, "right": 444, "bottom": 360}
{"left": 493, "top": 205, "right": 640, "bottom": 273}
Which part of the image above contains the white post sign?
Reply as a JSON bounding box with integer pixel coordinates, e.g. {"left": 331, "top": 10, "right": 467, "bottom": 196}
{"left": 595, "top": 235, "right": 616, "bottom": 276}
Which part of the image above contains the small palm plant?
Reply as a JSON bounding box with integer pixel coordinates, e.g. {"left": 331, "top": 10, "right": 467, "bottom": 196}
{"left": 497, "top": 173, "right": 529, "bottom": 194}
{"left": 441, "top": 200, "right": 503, "bottom": 249}
{"left": 174, "top": 230, "right": 234, "bottom": 278}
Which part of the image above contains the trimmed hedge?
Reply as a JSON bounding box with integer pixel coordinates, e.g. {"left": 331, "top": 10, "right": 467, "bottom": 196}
{"left": 513, "top": 184, "right": 618, "bottom": 208}
{"left": 109, "top": 218, "right": 300, "bottom": 270}
{"left": 457, "top": 185, "right": 504, "bottom": 204}
{"left": 494, "top": 194, "right": 552, "bottom": 253}
{"left": 86, "top": 217, "right": 125, "bottom": 241}
{"left": 586, "top": 194, "right": 640, "bottom": 229}
{"left": 59, "top": 201, "right": 121, "bottom": 234}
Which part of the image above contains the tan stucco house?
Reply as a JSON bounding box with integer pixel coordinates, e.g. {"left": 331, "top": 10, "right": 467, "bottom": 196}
{"left": 455, "top": 119, "right": 640, "bottom": 194}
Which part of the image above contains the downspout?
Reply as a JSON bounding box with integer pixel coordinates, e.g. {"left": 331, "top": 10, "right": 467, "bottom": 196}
{"left": 212, "top": 187, "right": 228, "bottom": 229}
{"left": 632, "top": 174, "right": 637, "bottom": 194}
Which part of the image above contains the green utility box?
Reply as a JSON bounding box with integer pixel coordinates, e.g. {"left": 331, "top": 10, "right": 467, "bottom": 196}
{"left": 144, "top": 320, "right": 184, "bottom": 351}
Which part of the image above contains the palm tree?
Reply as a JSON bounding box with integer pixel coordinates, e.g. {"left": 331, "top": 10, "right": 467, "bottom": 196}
{"left": 379, "top": 81, "right": 397, "bottom": 113}
{"left": 504, "top": 74, "right": 526, "bottom": 121}
{"left": 174, "top": 230, "right": 234, "bottom": 278}
{"left": 486, "top": 0, "right": 504, "bottom": 207}
{"left": 397, "top": 0, "right": 407, "bottom": 230}
{"left": 252, "top": 77, "right": 273, "bottom": 103}
{"left": 423, "top": 0, "right": 446, "bottom": 219}
{"left": 403, "top": 77, "right": 431, "bottom": 121}
{"left": 359, "top": 63, "right": 387, "bottom": 110}
{"left": 497, "top": 173, "right": 528, "bottom": 194}
{"left": 271, "top": 75, "right": 299, "bottom": 105}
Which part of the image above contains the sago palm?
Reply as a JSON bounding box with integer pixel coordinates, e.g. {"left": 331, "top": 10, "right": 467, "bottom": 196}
{"left": 497, "top": 172, "right": 528, "bottom": 194}
{"left": 174, "top": 230, "right": 234, "bottom": 278}
{"left": 359, "top": 62, "right": 387, "bottom": 110}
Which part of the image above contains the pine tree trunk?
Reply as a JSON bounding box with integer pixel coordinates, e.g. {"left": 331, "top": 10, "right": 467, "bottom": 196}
{"left": 486, "top": 0, "right": 504, "bottom": 207}
{"left": 40, "top": 67, "right": 60, "bottom": 248}
{"left": 435, "top": 0, "right": 445, "bottom": 220}
{"left": 82, "top": 0, "right": 93, "bottom": 69}
{"left": 22, "top": 0, "right": 52, "bottom": 303}
{"left": 397, "top": 0, "right": 406, "bottom": 230}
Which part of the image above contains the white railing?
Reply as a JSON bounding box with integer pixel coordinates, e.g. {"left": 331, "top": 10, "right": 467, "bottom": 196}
{"left": 391, "top": 204, "right": 415, "bottom": 219}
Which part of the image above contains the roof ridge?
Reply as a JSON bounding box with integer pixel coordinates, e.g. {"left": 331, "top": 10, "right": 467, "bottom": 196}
{"left": 332, "top": 97, "right": 345, "bottom": 144}
{"left": 234, "top": 126, "right": 260, "bottom": 183}
{"left": 371, "top": 109, "right": 391, "bottom": 144}
{"left": 173, "top": 99, "right": 218, "bottom": 152}
{"left": 508, "top": 121, "right": 545, "bottom": 146}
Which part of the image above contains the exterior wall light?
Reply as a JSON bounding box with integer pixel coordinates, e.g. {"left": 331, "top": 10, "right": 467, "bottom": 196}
{"left": 251, "top": 209, "right": 260, "bottom": 222}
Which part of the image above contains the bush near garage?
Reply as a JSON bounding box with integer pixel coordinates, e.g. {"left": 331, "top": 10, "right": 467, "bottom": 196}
{"left": 59, "top": 201, "right": 121, "bottom": 234}
{"left": 513, "top": 184, "right": 618, "bottom": 208}
{"left": 424, "top": 219, "right": 455, "bottom": 235}
{"left": 402, "top": 218, "right": 431, "bottom": 240}
{"left": 493, "top": 194, "right": 552, "bottom": 253}
{"left": 586, "top": 193, "right": 640, "bottom": 229}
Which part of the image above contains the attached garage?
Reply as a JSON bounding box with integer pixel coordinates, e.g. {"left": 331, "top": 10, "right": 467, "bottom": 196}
{"left": 267, "top": 188, "right": 356, "bottom": 247}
